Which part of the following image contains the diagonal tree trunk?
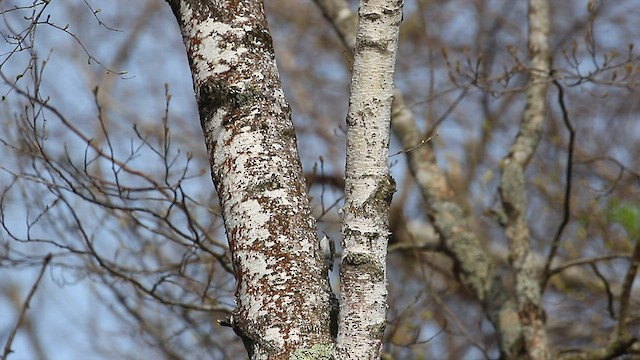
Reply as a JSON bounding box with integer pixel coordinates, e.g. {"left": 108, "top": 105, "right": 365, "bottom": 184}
{"left": 166, "top": 1, "right": 334, "bottom": 358}
{"left": 337, "top": 0, "right": 403, "bottom": 358}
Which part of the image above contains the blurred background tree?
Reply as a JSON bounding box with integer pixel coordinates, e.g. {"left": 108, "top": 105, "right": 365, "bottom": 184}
{"left": 1, "top": 0, "right": 639, "bottom": 358}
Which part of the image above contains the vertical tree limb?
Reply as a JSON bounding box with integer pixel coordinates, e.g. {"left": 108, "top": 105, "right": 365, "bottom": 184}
{"left": 498, "top": 0, "right": 552, "bottom": 358}
{"left": 338, "top": 0, "right": 403, "bottom": 357}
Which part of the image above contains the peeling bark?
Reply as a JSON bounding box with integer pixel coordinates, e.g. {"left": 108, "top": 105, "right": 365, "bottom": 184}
{"left": 498, "top": 0, "right": 552, "bottom": 358}
{"left": 337, "top": 0, "right": 403, "bottom": 358}
{"left": 166, "top": 1, "right": 334, "bottom": 358}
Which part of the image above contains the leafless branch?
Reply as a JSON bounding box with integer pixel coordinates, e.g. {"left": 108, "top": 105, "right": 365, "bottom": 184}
{"left": 1, "top": 253, "right": 51, "bottom": 360}
{"left": 541, "top": 77, "right": 576, "bottom": 290}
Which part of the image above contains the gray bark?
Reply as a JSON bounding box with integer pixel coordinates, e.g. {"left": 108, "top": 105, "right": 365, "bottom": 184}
{"left": 498, "top": 0, "right": 552, "bottom": 358}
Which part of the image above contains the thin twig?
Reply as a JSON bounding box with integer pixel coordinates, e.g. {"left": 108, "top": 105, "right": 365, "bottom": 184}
{"left": 548, "top": 253, "right": 630, "bottom": 277}
{"left": 541, "top": 78, "right": 576, "bottom": 290}
{"left": 2, "top": 253, "right": 52, "bottom": 360}
{"left": 390, "top": 132, "right": 439, "bottom": 157}
{"left": 590, "top": 263, "right": 616, "bottom": 319}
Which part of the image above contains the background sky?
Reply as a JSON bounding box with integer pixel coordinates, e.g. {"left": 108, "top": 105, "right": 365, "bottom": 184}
{"left": 1, "top": 0, "right": 640, "bottom": 359}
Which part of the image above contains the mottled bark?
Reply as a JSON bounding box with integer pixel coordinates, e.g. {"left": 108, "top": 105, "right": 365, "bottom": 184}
{"left": 166, "top": 1, "right": 334, "bottom": 358}
{"left": 498, "top": 0, "right": 552, "bottom": 358}
{"left": 337, "top": 0, "right": 403, "bottom": 358}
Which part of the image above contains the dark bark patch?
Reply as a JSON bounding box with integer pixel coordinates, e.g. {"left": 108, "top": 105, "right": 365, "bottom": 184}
{"left": 518, "top": 301, "right": 546, "bottom": 326}
{"left": 342, "top": 252, "right": 384, "bottom": 281}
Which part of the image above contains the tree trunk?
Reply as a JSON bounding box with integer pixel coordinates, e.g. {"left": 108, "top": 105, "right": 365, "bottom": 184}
{"left": 498, "top": 0, "right": 552, "bottom": 358}
{"left": 337, "top": 0, "right": 403, "bottom": 358}
{"left": 166, "top": 1, "right": 334, "bottom": 358}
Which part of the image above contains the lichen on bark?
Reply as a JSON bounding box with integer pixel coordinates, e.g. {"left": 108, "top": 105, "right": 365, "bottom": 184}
{"left": 167, "top": 0, "right": 335, "bottom": 358}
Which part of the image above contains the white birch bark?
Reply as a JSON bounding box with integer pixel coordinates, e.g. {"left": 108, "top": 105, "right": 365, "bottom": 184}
{"left": 498, "top": 0, "right": 551, "bottom": 358}
{"left": 166, "top": 1, "right": 334, "bottom": 358}
{"left": 314, "top": 0, "right": 527, "bottom": 356}
{"left": 337, "top": 0, "right": 403, "bottom": 358}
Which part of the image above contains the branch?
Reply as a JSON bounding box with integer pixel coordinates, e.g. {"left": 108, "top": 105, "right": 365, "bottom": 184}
{"left": 556, "top": 241, "right": 639, "bottom": 359}
{"left": 541, "top": 78, "right": 576, "bottom": 290}
{"left": 497, "top": 0, "right": 552, "bottom": 357}
{"left": 616, "top": 239, "right": 640, "bottom": 340}
{"left": 2, "top": 253, "right": 51, "bottom": 360}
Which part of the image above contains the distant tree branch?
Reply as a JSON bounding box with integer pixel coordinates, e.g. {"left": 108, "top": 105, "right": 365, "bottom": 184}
{"left": 1, "top": 253, "right": 51, "bottom": 360}
{"left": 541, "top": 78, "right": 576, "bottom": 290}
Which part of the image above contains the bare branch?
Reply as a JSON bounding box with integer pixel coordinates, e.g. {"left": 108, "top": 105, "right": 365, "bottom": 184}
{"left": 2, "top": 253, "right": 51, "bottom": 360}
{"left": 541, "top": 78, "right": 576, "bottom": 290}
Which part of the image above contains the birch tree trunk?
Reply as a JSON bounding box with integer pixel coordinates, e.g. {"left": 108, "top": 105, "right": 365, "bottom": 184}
{"left": 498, "top": 0, "right": 551, "bottom": 358}
{"left": 337, "top": 0, "right": 403, "bottom": 358}
{"left": 166, "top": 1, "right": 334, "bottom": 358}
{"left": 313, "top": 0, "right": 526, "bottom": 356}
